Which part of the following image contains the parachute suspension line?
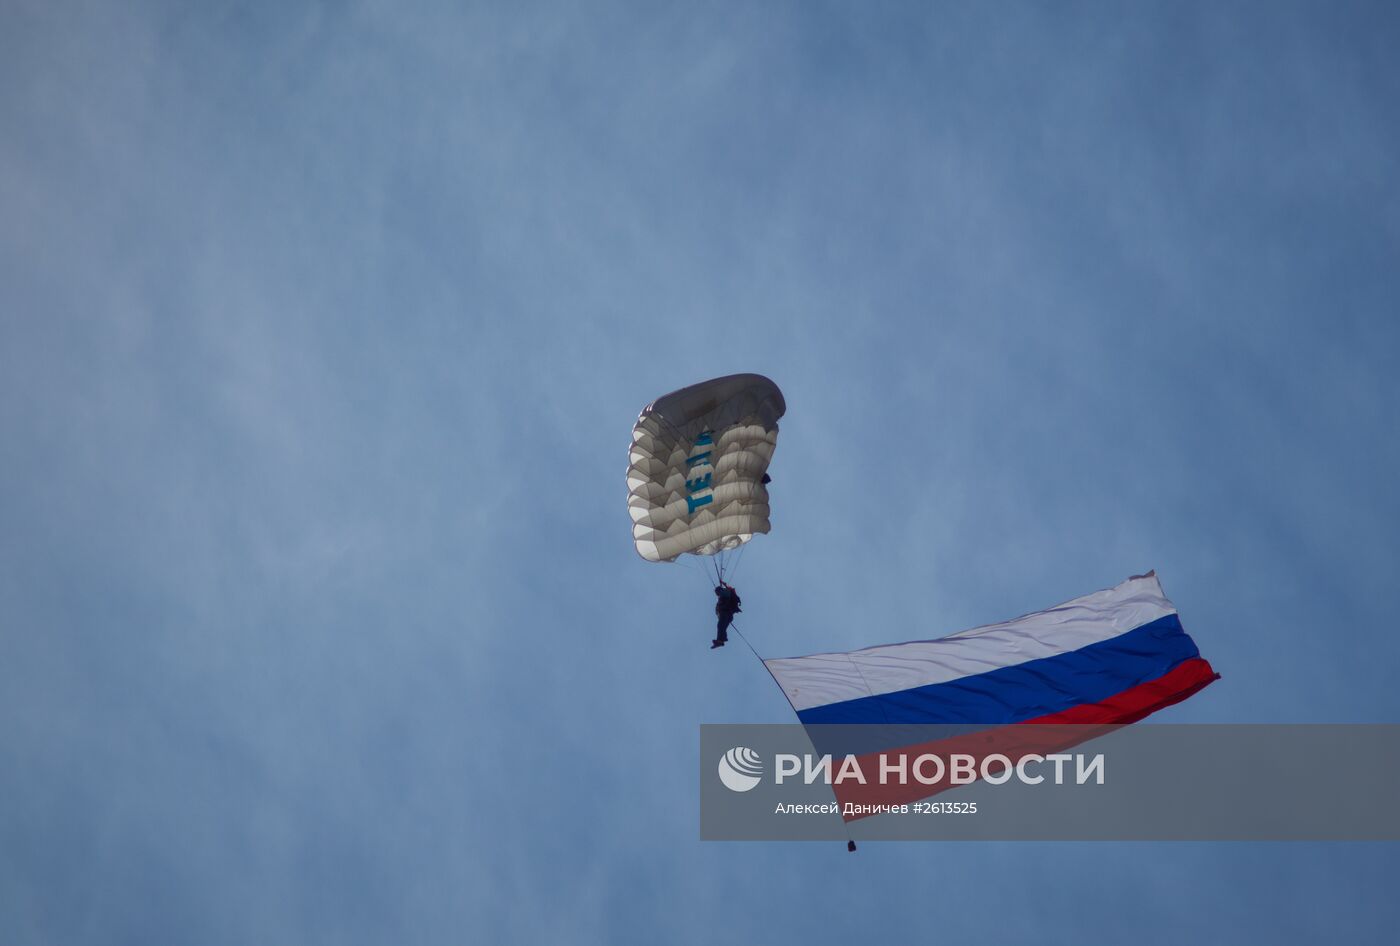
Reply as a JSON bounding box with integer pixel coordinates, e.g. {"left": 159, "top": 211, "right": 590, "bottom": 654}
{"left": 677, "top": 556, "right": 714, "bottom": 595}
{"left": 729, "top": 541, "right": 747, "bottom": 582}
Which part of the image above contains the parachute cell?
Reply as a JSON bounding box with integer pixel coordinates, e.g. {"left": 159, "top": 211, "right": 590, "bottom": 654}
{"left": 626, "top": 374, "right": 785, "bottom": 563}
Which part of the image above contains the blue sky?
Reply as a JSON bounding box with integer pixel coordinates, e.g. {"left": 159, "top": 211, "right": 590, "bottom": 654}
{"left": 3, "top": 1, "right": 1398, "bottom": 942}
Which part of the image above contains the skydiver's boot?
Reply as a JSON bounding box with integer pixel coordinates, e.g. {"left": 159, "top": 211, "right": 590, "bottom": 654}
{"left": 711, "top": 639, "right": 724, "bottom": 649}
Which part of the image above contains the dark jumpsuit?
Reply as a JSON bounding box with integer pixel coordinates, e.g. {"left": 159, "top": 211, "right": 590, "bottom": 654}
{"left": 714, "top": 585, "right": 741, "bottom": 644}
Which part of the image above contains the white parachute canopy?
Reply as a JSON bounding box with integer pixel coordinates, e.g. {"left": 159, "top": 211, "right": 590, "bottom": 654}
{"left": 626, "top": 374, "right": 785, "bottom": 563}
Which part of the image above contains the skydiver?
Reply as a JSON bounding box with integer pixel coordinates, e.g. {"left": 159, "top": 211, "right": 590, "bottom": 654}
{"left": 712, "top": 581, "right": 742, "bottom": 649}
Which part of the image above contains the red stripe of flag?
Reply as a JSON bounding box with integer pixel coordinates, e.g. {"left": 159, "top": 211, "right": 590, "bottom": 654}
{"left": 835, "top": 657, "right": 1220, "bottom": 819}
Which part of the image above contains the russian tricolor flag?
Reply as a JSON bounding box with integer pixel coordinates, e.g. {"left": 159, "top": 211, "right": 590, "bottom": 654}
{"left": 763, "top": 572, "right": 1219, "bottom": 817}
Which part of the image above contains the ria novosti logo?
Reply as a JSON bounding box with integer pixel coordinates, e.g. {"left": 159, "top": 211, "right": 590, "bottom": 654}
{"left": 718, "top": 747, "right": 764, "bottom": 792}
